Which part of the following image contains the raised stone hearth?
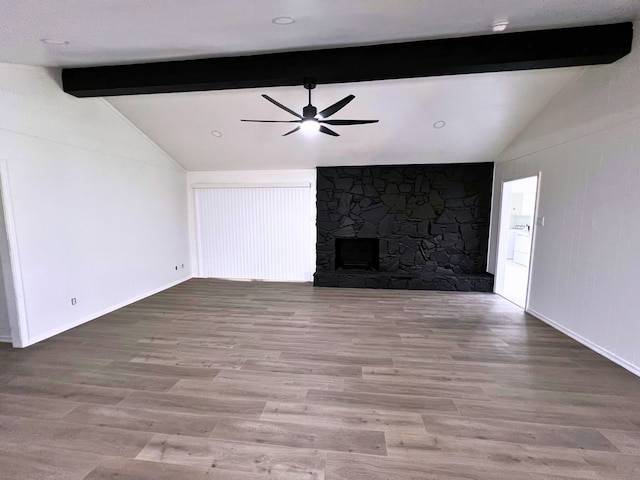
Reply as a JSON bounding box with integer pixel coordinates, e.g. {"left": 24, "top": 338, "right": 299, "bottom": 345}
{"left": 314, "top": 164, "right": 494, "bottom": 291}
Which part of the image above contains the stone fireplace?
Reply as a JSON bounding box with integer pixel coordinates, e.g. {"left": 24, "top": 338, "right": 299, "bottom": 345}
{"left": 314, "top": 163, "right": 494, "bottom": 291}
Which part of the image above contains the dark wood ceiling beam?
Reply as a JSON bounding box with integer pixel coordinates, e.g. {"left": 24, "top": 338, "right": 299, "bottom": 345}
{"left": 62, "top": 22, "right": 633, "bottom": 97}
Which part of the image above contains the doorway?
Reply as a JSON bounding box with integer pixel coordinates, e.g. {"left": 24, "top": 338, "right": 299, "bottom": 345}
{"left": 495, "top": 175, "right": 538, "bottom": 308}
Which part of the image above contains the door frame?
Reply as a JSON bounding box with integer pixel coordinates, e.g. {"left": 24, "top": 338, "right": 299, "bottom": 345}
{"left": 0, "top": 159, "right": 29, "bottom": 347}
{"left": 494, "top": 172, "right": 541, "bottom": 309}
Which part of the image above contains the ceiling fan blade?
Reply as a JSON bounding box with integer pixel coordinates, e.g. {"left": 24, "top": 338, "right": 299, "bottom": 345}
{"left": 262, "top": 94, "right": 303, "bottom": 119}
{"left": 241, "top": 119, "right": 301, "bottom": 123}
{"left": 282, "top": 126, "right": 301, "bottom": 136}
{"left": 318, "top": 95, "right": 355, "bottom": 119}
{"left": 320, "top": 119, "right": 379, "bottom": 125}
{"left": 319, "top": 125, "right": 340, "bottom": 137}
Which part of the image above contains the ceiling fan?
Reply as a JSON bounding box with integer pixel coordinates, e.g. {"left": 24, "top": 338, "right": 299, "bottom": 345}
{"left": 241, "top": 79, "right": 379, "bottom": 137}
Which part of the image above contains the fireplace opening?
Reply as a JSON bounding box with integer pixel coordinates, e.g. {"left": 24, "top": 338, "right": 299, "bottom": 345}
{"left": 335, "top": 238, "right": 379, "bottom": 270}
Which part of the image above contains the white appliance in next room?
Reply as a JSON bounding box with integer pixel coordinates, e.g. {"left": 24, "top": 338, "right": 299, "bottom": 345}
{"left": 513, "top": 231, "right": 532, "bottom": 266}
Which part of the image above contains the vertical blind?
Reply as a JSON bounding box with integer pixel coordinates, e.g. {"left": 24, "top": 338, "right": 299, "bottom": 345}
{"left": 194, "top": 186, "right": 314, "bottom": 281}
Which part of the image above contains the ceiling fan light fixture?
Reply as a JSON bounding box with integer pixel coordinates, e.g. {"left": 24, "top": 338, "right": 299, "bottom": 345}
{"left": 301, "top": 118, "right": 320, "bottom": 134}
{"left": 242, "top": 80, "right": 377, "bottom": 137}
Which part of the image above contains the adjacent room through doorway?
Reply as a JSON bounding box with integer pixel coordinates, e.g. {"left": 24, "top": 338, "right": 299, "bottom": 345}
{"left": 495, "top": 175, "right": 538, "bottom": 308}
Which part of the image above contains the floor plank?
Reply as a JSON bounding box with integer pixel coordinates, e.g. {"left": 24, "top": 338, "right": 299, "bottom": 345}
{"left": 453, "top": 399, "right": 640, "bottom": 431}
{"left": 0, "top": 392, "right": 79, "bottom": 420}
{"left": 0, "top": 415, "right": 152, "bottom": 458}
{"left": 241, "top": 359, "right": 362, "bottom": 377}
{"left": 211, "top": 417, "right": 387, "bottom": 455}
{"left": 83, "top": 458, "right": 213, "bottom": 480}
{"left": 306, "top": 388, "right": 459, "bottom": 414}
{"left": 583, "top": 451, "right": 640, "bottom": 480}
{"left": 4, "top": 363, "right": 180, "bottom": 391}
{"left": 343, "top": 377, "right": 488, "bottom": 399}
{"left": 63, "top": 404, "right": 220, "bottom": 437}
{"left": 384, "top": 431, "right": 600, "bottom": 478}
{"left": 136, "top": 434, "right": 326, "bottom": 479}
{"left": 326, "top": 451, "right": 548, "bottom": 480}
{"left": 261, "top": 401, "right": 426, "bottom": 433}
{"left": 168, "top": 378, "right": 308, "bottom": 402}
{"left": 0, "top": 442, "right": 100, "bottom": 480}
{"left": 118, "top": 390, "right": 266, "bottom": 418}
{"left": 0, "top": 376, "right": 132, "bottom": 405}
{"left": 600, "top": 429, "right": 640, "bottom": 454}
{"left": 420, "top": 414, "right": 618, "bottom": 451}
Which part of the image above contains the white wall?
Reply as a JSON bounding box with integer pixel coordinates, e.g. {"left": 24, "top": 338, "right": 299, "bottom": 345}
{"left": 187, "top": 170, "right": 316, "bottom": 279}
{"left": 489, "top": 22, "right": 640, "bottom": 375}
{"left": 0, "top": 63, "right": 190, "bottom": 346}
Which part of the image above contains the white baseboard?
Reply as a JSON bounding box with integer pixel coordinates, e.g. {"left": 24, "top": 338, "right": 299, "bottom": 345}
{"left": 527, "top": 307, "right": 640, "bottom": 378}
{"left": 0, "top": 334, "right": 12, "bottom": 343}
{"left": 23, "top": 276, "right": 193, "bottom": 347}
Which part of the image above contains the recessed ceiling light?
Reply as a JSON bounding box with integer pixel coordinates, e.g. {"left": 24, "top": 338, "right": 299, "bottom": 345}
{"left": 491, "top": 21, "right": 509, "bottom": 32}
{"left": 433, "top": 120, "right": 446, "bottom": 129}
{"left": 211, "top": 130, "right": 222, "bottom": 138}
{"left": 272, "top": 16, "right": 295, "bottom": 25}
{"left": 40, "top": 38, "right": 69, "bottom": 45}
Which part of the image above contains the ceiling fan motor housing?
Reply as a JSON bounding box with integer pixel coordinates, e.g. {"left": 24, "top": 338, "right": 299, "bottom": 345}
{"left": 303, "top": 104, "right": 318, "bottom": 118}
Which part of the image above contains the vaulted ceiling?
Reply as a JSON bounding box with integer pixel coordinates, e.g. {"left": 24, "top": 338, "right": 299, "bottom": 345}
{"left": 2, "top": 1, "right": 639, "bottom": 170}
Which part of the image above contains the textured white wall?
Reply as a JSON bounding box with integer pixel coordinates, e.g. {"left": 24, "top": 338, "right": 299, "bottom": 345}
{"left": 489, "top": 22, "right": 640, "bottom": 375}
{"left": 187, "top": 170, "right": 316, "bottom": 279}
{"left": 0, "top": 63, "right": 190, "bottom": 346}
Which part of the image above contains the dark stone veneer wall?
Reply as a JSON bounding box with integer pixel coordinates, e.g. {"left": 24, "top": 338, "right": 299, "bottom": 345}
{"left": 314, "top": 163, "right": 494, "bottom": 291}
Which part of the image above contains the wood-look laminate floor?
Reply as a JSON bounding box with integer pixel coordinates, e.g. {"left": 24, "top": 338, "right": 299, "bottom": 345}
{"left": 1, "top": 278, "right": 640, "bottom": 479}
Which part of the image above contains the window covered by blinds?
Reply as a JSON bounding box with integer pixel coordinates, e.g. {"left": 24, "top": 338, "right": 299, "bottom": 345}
{"left": 194, "top": 186, "right": 313, "bottom": 281}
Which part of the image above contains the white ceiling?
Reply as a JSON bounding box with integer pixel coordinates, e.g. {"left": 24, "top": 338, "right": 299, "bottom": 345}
{"left": 108, "top": 70, "right": 581, "bottom": 170}
{"left": 2, "top": 1, "right": 639, "bottom": 68}
{"left": 1, "top": 1, "right": 639, "bottom": 171}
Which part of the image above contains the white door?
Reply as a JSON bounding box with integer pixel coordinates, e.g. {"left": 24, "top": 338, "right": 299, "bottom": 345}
{"left": 194, "top": 186, "right": 314, "bottom": 282}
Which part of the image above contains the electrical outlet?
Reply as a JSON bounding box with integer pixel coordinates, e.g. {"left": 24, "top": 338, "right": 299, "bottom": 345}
{"left": 71, "top": 298, "right": 77, "bottom": 305}
{"left": 536, "top": 216, "right": 545, "bottom": 227}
